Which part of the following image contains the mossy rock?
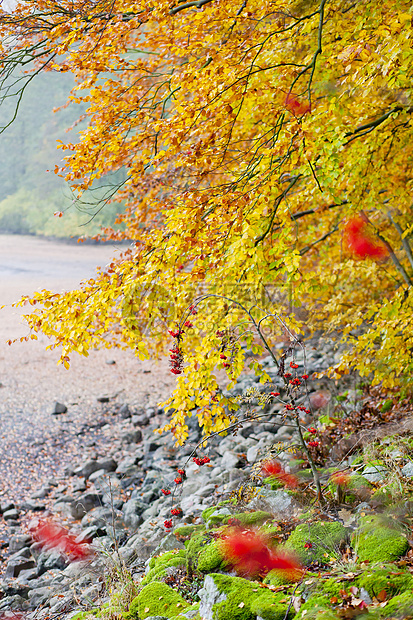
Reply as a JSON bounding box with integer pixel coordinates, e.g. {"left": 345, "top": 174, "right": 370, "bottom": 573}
{"left": 380, "top": 590, "right": 413, "bottom": 618}
{"left": 370, "top": 482, "right": 400, "bottom": 506}
{"left": 357, "top": 563, "right": 413, "bottom": 599}
{"left": 202, "top": 506, "right": 217, "bottom": 522}
{"left": 71, "top": 612, "right": 99, "bottom": 620}
{"left": 126, "top": 582, "right": 189, "bottom": 620}
{"left": 175, "top": 525, "right": 205, "bottom": 538}
{"left": 263, "top": 569, "right": 299, "bottom": 587}
{"left": 314, "top": 577, "right": 350, "bottom": 601}
{"left": 353, "top": 516, "right": 409, "bottom": 563}
{"left": 201, "top": 573, "right": 294, "bottom": 620}
{"left": 197, "top": 540, "right": 226, "bottom": 572}
{"left": 202, "top": 506, "right": 232, "bottom": 526}
{"left": 284, "top": 521, "right": 347, "bottom": 564}
{"left": 141, "top": 550, "right": 187, "bottom": 587}
{"left": 294, "top": 594, "right": 339, "bottom": 619}
{"left": 230, "top": 511, "right": 273, "bottom": 526}
{"left": 186, "top": 532, "right": 224, "bottom": 573}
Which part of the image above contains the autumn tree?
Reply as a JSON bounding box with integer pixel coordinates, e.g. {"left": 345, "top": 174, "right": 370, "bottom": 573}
{"left": 1, "top": 0, "right": 413, "bottom": 443}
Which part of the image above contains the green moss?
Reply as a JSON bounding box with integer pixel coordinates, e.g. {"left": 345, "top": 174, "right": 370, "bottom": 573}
{"left": 175, "top": 525, "right": 205, "bottom": 538}
{"left": 186, "top": 532, "right": 221, "bottom": 573}
{"left": 358, "top": 563, "right": 413, "bottom": 599}
{"left": 263, "top": 569, "right": 298, "bottom": 587}
{"left": 202, "top": 506, "right": 218, "bottom": 522}
{"left": 231, "top": 511, "right": 273, "bottom": 526}
{"left": 294, "top": 594, "right": 337, "bottom": 619}
{"left": 263, "top": 477, "right": 285, "bottom": 490}
{"left": 315, "top": 578, "right": 346, "bottom": 600}
{"left": 381, "top": 590, "right": 413, "bottom": 618}
{"left": 126, "top": 582, "right": 189, "bottom": 620}
{"left": 353, "top": 516, "right": 409, "bottom": 563}
{"left": 251, "top": 588, "right": 295, "bottom": 620}
{"left": 141, "top": 549, "right": 186, "bottom": 587}
{"left": 207, "top": 574, "right": 293, "bottom": 620}
{"left": 347, "top": 473, "right": 373, "bottom": 490}
{"left": 284, "top": 521, "right": 347, "bottom": 564}
{"left": 71, "top": 612, "right": 98, "bottom": 620}
{"left": 197, "top": 540, "right": 226, "bottom": 572}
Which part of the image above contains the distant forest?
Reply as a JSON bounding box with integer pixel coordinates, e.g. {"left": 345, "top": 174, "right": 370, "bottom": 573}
{"left": 0, "top": 70, "right": 124, "bottom": 237}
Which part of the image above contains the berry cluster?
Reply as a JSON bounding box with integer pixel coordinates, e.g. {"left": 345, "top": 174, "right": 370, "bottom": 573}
{"left": 170, "top": 507, "right": 182, "bottom": 516}
{"left": 169, "top": 345, "right": 184, "bottom": 375}
{"left": 193, "top": 456, "right": 211, "bottom": 466}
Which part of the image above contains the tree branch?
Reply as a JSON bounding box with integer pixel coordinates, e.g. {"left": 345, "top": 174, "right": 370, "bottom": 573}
{"left": 169, "top": 0, "right": 214, "bottom": 15}
{"left": 387, "top": 210, "right": 413, "bottom": 272}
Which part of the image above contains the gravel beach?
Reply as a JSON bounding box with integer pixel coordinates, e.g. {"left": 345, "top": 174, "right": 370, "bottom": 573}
{"left": 0, "top": 234, "right": 175, "bottom": 504}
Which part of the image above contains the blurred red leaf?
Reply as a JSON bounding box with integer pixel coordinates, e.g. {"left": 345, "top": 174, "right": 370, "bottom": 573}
{"left": 219, "top": 527, "right": 302, "bottom": 578}
{"left": 343, "top": 215, "right": 388, "bottom": 260}
{"left": 261, "top": 460, "right": 299, "bottom": 489}
{"left": 30, "top": 518, "right": 92, "bottom": 561}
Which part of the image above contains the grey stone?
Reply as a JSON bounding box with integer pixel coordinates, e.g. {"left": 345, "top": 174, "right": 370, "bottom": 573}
{"left": 70, "top": 492, "right": 103, "bottom": 520}
{"left": 28, "top": 586, "right": 54, "bottom": 607}
{"left": 0, "top": 501, "right": 14, "bottom": 513}
{"left": 21, "top": 500, "right": 45, "bottom": 512}
{"left": 97, "top": 396, "right": 110, "bottom": 403}
{"left": 9, "top": 534, "right": 32, "bottom": 553}
{"left": 402, "top": 462, "right": 413, "bottom": 478}
{"left": 120, "top": 404, "right": 131, "bottom": 418}
{"left": 122, "top": 499, "right": 147, "bottom": 529}
{"left": 0, "top": 594, "right": 29, "bottom": 611}
{"left": 31, "top": 486, "right": 52, "bottom": 500}
{"left": 116, "top": 456, "right": 141, "bottom": 475}
{"left": 247, "top": 488, "right": 297, "bottom": 518}
{"left": 49, "top": 592, "right": 74, "bottom": 612}
{"left": 3, "top": 509, "right": 20, "bottom": 521}
{"left": 72, "top": 479, "right": 87, "bottom": 493}
{"left": 195, "top": 484, "right": 217, "bottom": 498}
{"left": 52, "top": 402, "right": 67, "bottom": 415}
{"left": 198, "top": 574, "right": 228, "bottom": 620}
{"left": 79, "top": 459, "right": 101, "bottom": 479}
{"left": 362, "top": 465, "right": 388, "bottom": 483}
{"left": 97, "top": 457, "right": 118, "bottom": 472}
{"left": 220, "top": 451, "right": 242, "bottom": 470}
{"left": 80, "top": 506, "right": 114, "bottom": 528}
{"left": 37, "top": 549, "right": 67, "bottom": 575}
{"left": 246, "top": 445, "right": 260, "bottom": 463}
{"left": 143, "top": 439, "right": 159, "bottom": 453}
{"left": 122, "top": 429, "right": 143, "bottom": 443}
{"left": 359, "top": 587, "right": 372, "bottom": 605}
{"left": 89, "top": 469, "right": 107, "bottom": 483}
{"left": 5, "top": 557, "right": 36, "bottom": 578}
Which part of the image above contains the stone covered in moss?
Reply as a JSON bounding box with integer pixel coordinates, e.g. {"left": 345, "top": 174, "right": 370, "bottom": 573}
{"left": 294, "top": 594, "right": 339, "bottom": 620}
{"left": 381, "top": 590, "right": 413, "bottom": 618}
{"left": 357, "top": 563, "right": 413, "bottom": 599}
{"left": 175, "top": 525, "right": 205, "bottom": 538}
{"left": 198, "top": 573, "right": 294, "bottom": 620}
{"left": 186, "top": 532, "right": 224, "bottom": 573}
{"left": 141, "top": 550, "right": 186, "bottom": 587}
{"left": 284, "top": 521, "right": 347, "bottom": 564}
{"left": 197, "top": 540, "right": 226, "bottom": 572}
{"left": 202, "top": 506, "right": 232, "bottom": 526}
{"left": 231, "top": 511, "right": 273, "bottom": 526}
{"left": 353, "top": 516, "right": 409, "bottom": 563}
{"left": 126, "top": 582, "right": 189, "bottom": 620}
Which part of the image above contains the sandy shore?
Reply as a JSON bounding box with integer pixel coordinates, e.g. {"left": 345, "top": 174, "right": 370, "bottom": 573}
{"left": 0, "top": 234, "right": 175, "bottom": 502}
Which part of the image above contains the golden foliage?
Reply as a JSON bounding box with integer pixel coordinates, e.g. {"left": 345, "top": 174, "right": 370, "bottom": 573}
{"left": 1, "top": 0, "right": 413, "bottom": 441}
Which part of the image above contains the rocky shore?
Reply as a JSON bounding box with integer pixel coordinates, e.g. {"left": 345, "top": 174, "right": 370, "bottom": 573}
{"left": 1, "top": 338, "right": 413, "bottom": 619}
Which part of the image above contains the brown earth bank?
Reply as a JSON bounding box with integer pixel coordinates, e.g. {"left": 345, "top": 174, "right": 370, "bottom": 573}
{"left": 0, "top": 234, "right": 175, "bottom": 504}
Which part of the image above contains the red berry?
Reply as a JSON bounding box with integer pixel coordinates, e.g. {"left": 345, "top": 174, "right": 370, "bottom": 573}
{"left": 161, "top": 489, "right": 171, "bottom": 495}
